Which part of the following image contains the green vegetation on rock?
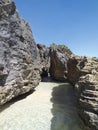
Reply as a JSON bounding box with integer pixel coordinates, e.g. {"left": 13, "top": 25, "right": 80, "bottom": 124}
{"left": 50, "top": 43, "right": 72, "bottom": 55}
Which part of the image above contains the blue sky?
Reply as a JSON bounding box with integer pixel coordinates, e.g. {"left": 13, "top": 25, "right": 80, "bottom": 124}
{"left": 14, "top": 0, "right": 98, "bottom": 57}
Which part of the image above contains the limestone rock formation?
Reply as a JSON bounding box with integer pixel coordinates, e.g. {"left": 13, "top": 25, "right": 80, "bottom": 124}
{"left": 67, "top": 56, "right": 98, "bottom": 130}
{"left": 49, "top": 46, "right": 69, "bottom": 81}
{"left": 37, "top": 44, "right": 50, "bottom": 78}
{"left": 67, "top": 56, "right": 87, "bottom": 84}
{"left": 74, "top": 57, "right": 98, "bottom": 130}
{"left": 0, "top": 1, "right": 98, "bottom": 129}
{"left": 0, "top": 0, "right": 41, "bottom": 105}
{"left": 49, "top": 46, "right": 98, "bottom": 130}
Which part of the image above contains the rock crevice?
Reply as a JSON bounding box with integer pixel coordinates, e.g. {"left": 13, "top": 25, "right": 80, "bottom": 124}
{"left": 0, "top": 1, "right": 98, "bottom": 130}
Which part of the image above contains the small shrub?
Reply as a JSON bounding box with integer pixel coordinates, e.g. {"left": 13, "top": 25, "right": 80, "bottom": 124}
{"left": 50, "top": 43, "right": 72, "bottom": 55}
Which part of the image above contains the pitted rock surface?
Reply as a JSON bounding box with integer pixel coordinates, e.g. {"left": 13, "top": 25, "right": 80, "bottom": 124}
{"left": 0, "top": 0, "right": 41, "bottom": 105}
{"left": 74, "top": 57, "right": 98, "bottom": 130}
{"left": 49, "top": 47, "right": 69, "bottom": 81}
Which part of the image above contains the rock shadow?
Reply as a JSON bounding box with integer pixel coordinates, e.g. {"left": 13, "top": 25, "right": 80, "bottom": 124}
{"left": 50, "top": 83, "right": 86, "bottom": 130}
{"left": 41, "top": 76, "right": 55, "bottom": 82}
{"left": 0, "top": 89, "right": 35, "bottom": 113}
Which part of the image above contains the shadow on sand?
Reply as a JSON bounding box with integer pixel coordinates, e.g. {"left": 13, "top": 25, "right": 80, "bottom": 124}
{"left": 0, "top": 89, "right": 35, "bottom": 113}
{"left": 50, "top": 83, "right": 87, "bottom": 130}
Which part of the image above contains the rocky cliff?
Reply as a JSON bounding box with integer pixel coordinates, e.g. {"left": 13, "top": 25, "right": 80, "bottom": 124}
{"left": 75, "top": 57, "right": 98, "bottom": 130}
{"left": 0, "top": 1, "right": 98, "bottom": 130}
{"left": 66, "top": 56, "right": 98, "bottom": 130}
{"left": 0, "top": 0, "right": 41, "bottom": 105}
{"left": 37, "top": 44, "right": 50, "bottom": 78}
{"left": 50, "top": 48, "right": 98, "bottom": 130}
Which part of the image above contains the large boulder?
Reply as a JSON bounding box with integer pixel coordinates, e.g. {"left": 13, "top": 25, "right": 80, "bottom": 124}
{"left": 0, "top": 0, "right": 41, "bottom": 105}
{"left": 67, "top": 56, "right": 87, "bottom": 85}
{"left": 50, "top": 47, "right": 98, "bottom": 130}
{"left": 49, "top": 45, "right": 70, "bottom": 81}
{"left": 49, "top": 43, "right": 75, "bottom": 81}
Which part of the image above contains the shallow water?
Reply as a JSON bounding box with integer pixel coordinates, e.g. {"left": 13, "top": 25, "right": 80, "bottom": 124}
{"left": 0, "top": 82, "right": 87, "bottom": 130}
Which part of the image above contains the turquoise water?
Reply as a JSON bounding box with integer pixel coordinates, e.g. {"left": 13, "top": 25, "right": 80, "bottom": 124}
{"left": 0, "top": 82, "right": 88, "bottom": 130}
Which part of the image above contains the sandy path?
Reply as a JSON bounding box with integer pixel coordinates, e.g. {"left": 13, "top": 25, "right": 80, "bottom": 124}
{"left": 0, "top": 82, "right": 86, "bottom": 130}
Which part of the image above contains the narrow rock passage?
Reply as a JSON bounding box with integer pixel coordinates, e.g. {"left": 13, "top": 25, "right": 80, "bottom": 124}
{"left": 0, "top": 82, "right": 87, "bottom": 130}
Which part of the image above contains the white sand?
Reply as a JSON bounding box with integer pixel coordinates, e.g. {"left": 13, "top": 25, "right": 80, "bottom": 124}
{"left": 0, "top": 82, "right": 86, "bottom": 130}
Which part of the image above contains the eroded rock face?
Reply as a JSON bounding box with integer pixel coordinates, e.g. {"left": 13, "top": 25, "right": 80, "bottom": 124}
{"left": 0, "top": 1, "right": 98, "bottom": 129}
{"left": 75, "top": 57, "right": 98, "bottom": 130}
{"left": 37, "top": 44, "right": 50, "bottom": 78}
{"left": 0, "top": 0, "right": 41, "bottom": 105}
{"left": 49, "top": 47, "right": 98, "bottom": 129}
{"left": 49, "top": 48, "right": 69, "bottom": 81}
{"left": 68, "top": 56, "right": 98, "bottom": 130}
{"left": 67, "top": 56, "right": 87, "bottom": 85}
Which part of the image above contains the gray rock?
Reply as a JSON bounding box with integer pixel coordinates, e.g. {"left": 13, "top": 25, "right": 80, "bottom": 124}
{"left": 49, "top": 47, "right": 69, "bottom": 81}
{"left": 67, "top": 55, "right": 87, "bottom": 85}
{"left": 37, "top": 43, "right": 50, "bottom": 78}
{"left": 74, "top": 57, "right": 98, "bottom": 130}
{"left": 50, "top": 49, "right": 98, "bottom": 129}
{"left": 0, "top": 0, "right": 41, "bottom": 105}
